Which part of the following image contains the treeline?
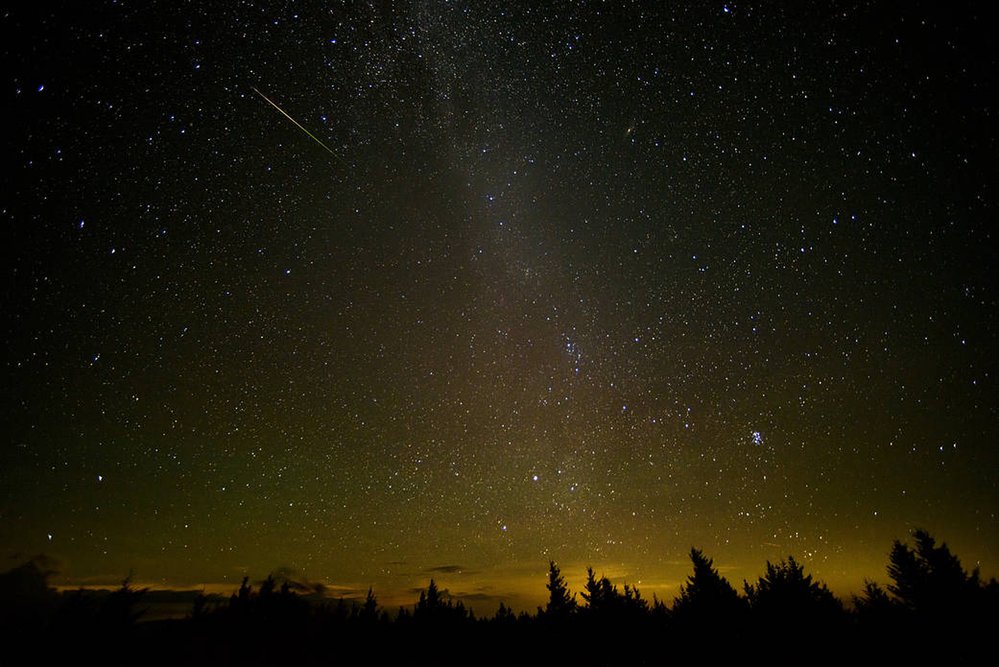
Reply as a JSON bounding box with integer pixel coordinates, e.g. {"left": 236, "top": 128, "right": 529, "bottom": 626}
{"left": 2, "top": 529, "right": 996, "bottom": 665}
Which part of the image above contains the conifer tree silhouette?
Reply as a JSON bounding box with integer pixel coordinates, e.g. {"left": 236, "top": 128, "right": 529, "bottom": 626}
{"left": 622, "top": 583, "right": 648, "bottom": 616}
{"left": 360, "top": 587, "right": 378, "bottom": 621}
{"left": 886, "top": 528, "right": 978, "bottom": 615}
{"left": 494, "top": 601, "right": 516, "bottom": 624}
{"left": 99, "top": 574, "right": 148, "bottom": 629}
{"left": 542, "top": 561, "right": 577, "bottom": 619}
{"left": 416, "top": 578, "right": 441, "bottom": 617}
{"left": 580, "top": 567, "right": 608, "bottom": 614}
{"left": 672, "top": 548, "right": 744, "bottom": 623}
{"left": 744, "top": 555, "right": 841, "bottom": 626}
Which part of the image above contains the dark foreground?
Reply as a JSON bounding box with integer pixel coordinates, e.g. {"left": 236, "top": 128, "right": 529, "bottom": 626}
{"left": 3, "top": 530, "right": 996, "bottom": 665}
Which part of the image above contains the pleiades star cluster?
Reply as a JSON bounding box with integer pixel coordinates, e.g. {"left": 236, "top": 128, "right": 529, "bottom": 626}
{"left": 3, "top": 1, "right": 996, "bottom": 611}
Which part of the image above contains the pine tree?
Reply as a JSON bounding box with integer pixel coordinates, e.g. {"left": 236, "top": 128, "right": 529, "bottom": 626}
{"left": 744, "top": 556, "right": 841, "bottom": 624}
{"left": 415, "top": 579, "right": 445, "bottom": 621}
{"left": 580, "top": 567, "right": 625, "bottom": 617}
{"left": 623, "top": 583, "right": 648, "bottom": 615}
{"left": 543, "top": 561, "right": 577, "bottom": 619}
{"left": 886, "top": 529, "right": 981, "bottom": 616}
{"left": 672, "top": 548, "right": 744, "bottom": 622}
{"left": 495, "top": 601, "right": 516, "bottom": 624}
{"left": 360, "top": 586, "right": 378, "bottom": 620}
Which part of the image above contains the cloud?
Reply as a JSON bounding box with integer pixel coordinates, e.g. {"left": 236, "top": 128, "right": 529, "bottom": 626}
{"left": 266, "top": 566, "right": 329, "bottom": 596}
{"left": 423, "top": 564, "right": 477, "bottom": 575}
{"left": 450, "top": 591, "right": 497, "bottom": 602}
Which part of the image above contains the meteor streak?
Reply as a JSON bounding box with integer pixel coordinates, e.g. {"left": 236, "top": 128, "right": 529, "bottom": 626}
{"left": 252, "top": 86, "right": 341, "bottom": 160}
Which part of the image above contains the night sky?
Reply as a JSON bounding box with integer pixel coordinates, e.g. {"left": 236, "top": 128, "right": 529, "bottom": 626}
{"left": 4, "top": 2, "right": 997, "bottom": 611}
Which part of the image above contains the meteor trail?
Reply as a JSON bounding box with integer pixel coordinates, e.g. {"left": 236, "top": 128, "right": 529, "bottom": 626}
{"left": 252, "top": 86, "right": 341, "bottom": 160}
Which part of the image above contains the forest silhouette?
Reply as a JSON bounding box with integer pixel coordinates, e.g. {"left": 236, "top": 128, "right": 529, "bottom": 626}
{"left": 2, "top": 529, "right": 996, "bottom": 665}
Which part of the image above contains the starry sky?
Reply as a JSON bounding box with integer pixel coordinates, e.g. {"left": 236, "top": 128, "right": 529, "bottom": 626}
{"left": 3, "top": 1, "right": 997, "bottom": 611}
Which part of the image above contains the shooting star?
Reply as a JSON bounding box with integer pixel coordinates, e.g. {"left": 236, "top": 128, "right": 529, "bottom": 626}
{"left": 252, "top": 86, "right": 342, "bottom": 161}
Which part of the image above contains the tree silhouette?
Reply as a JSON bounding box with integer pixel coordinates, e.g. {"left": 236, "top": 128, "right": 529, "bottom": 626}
{"left": 886, "top": 528, "right": 979, "bottom": 616}
{"left": 671, "top": 547, "right": 745, "bottom": 624}
{"left": 1, "top": 532, "right": 995, "bottom": 663}
{"left": 541, "top": 561, "right": 577, "bottom": 620}
{"left": 415, "top": 578, "right": 442, "bottom": 618}
{"left": 0, "top": 557, "right": 58, "bottom": 631}
{"left": 98, "top": 574, "right": 148, "bottom": 630}
{"left": 230, "top": 575, "right": 252, "bottom": 613}
{"left": 413, "top": 579, "right": 470, "bottom": 625}
{"left": 744, "top": 556, "right": 842, "bottom": 628}
{"left": 494, "top": 601, "right": 516, "bottom": 625}
{"left": 853, "top": 580, "right": 893, "bottom": 614}
{"left": 360, "top": 586, "right": 378, "bottom": 621}
{"left": 576, "top": 566, "right": 648, "bottom": 629}
{"left": 622, "top": 583, "right": 648, "bottom": 616}
{"left": 580, "top": 567, "right": 622, "bottom": 617}
{"left": 650, "top": 594, "right": 669, "bottom": 622}
{"left": 852, "top": 579, "right": 903, "bottom": 636}
{"left": 873, "top": 527, "right": 999, "bottom": 646}
{"left": 850, "top": 530, "right": 999, "bottom": 658}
